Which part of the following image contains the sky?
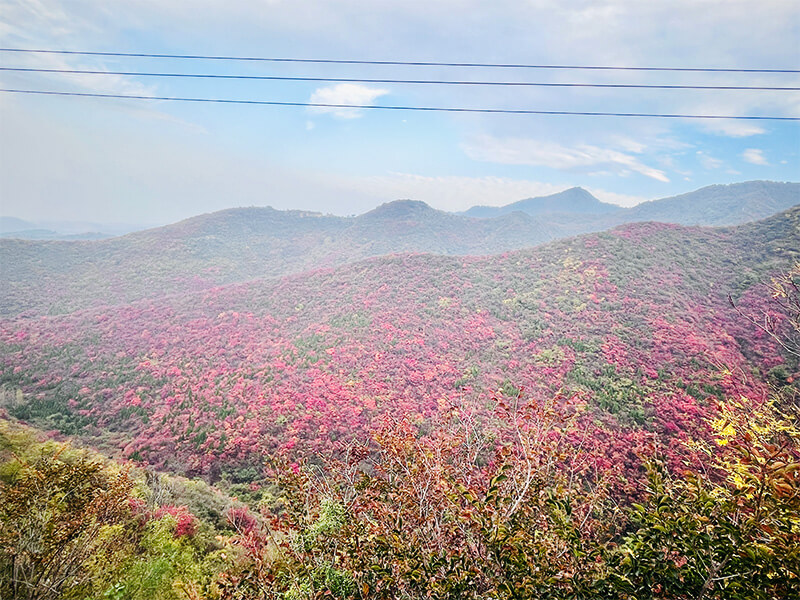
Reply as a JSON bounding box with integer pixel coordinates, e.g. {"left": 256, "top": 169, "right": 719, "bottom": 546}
{"left": 0, "top": 0, "right": 798, "bottom": 227}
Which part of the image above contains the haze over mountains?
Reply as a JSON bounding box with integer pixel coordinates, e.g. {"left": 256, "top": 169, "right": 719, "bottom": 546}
{"left": 0, "top": 180, "right": 797, "bottom": 317}
{"left": 0, "top": 217, "right": 149, "bottom": 240}
{"left": 463, "top": 180, "right": 799, "bottom": 230}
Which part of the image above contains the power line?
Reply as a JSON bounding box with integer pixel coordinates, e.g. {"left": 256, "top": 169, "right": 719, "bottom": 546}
{"left": 1, "top": 48, "right": 798, "bottom": 74}
{"left": 3, "top": 88, "right": 798, "bottom": 120}
{"left": 3, "top": 67, "right": 798, "bottom": 91}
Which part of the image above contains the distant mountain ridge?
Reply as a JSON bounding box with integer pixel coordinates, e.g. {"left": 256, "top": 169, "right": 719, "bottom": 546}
{"left": 461, "top": 187, "right": 622, "bottom": 218}
{"left": 0, "top": 217, "right": 150, "bottom": 240}
{"left": 0, "top": 180, "right": 797, "bottom": 317}
{"left": 0, "top": 217, "right": 37, "bottom": 232}
{"left": 623, "top": 181, "right": 800, "bottom": 226}
{"left": 463, "top": 181, "right": 799, "bottom": 229}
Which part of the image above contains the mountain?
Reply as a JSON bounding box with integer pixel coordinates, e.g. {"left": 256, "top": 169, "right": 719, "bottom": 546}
{"left": 0, "top": 202, "right": 560, "bottom": 317}
{"left": 1, "top": 181, "right": 797, "bottom": 318}
{"left": 464, "top": 181, "right": 799, "bottom": 229}
{"left": 1, "top": 206, "right": 796, "bottom": 478}
{"left": 0, "top": 216, "right": 37, "bottom": 233}
{"left": 0, "top": 217, "right": 148, "bottom": 240}
{"left": 347, "top": 199, "right": 556, "bottom": 254}
{"left": 622, "top": 180, "right": 800, "bottom": 226}
{"left": 462, "top": 187, "right": 622, "bottom": 218}
{"left": 0, "top": 229, "right": 111, "bottom": 240}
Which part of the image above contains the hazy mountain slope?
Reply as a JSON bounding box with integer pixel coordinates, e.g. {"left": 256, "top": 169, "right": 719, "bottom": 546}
{"left": 0, "top": 216, "right": 146, "bottom": 240}
{"left": 345, "top": 199, "right": 558, "bottom": 254}
{"left": 0, "top": 230, "right": 112, "bottom": 240}
{"left": 0, "top": 208, "right": 349, "bottom": 316}
{"left": 464, "top": 181, "right": 799, "bottom": 230}
{"left": 462, "top": 187, "right": 622, "bottom": 218}
{"left": 1, "top": 208, "right": 795, "bottom": 478}
{"left": 0, "top": 203, "right": 558, "bottom": 317}
{"left": 0, "top": 217, "right": 37, "bottom": 233}
{"left": 1, "top": 181, "right": 796, "bottom": 318}
{"left": 623, "top": 180, "right": 800, "bottom": 226}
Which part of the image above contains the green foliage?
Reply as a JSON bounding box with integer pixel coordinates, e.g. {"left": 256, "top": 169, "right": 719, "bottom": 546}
{"left": 0, "top": 424, "right": 134, "bottom": 600}
{"left": 0, "top": 419, "right": 235, "bottom": 600}
{"left": 600, "top": 399, "right": 800, "bottom": 599}
{"left": 309, "top": 497, "right": 346, "bottom": 538}
{"left": 568, "top": 363, "right": 648, "bottom": 424}
{"left": 92, "top": 516, "right": 206, "bottom": 600}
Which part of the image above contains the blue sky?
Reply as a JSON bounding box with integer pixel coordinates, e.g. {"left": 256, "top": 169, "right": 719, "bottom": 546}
{"left": 0, "top": 0, "right": 798, "bottom": 225}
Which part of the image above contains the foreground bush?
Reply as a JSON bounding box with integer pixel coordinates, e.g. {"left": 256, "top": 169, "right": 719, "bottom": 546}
{"left": 0, "top": 422, "right": 230, "bottom": 600}
{"left": 219, "top": 394, "right": 799, "bottom": 599}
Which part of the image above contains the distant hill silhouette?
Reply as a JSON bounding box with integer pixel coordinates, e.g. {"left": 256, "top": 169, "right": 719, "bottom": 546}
{"left": 0, "top": 216, "right": 37, "bottom": 233}
{"left": 622, "top": 181, "right": 800, "bottom": 226}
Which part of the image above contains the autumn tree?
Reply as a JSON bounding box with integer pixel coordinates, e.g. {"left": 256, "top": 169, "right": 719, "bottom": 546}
{"left": 0, "top": 447, "right": 134, "bottom": 600}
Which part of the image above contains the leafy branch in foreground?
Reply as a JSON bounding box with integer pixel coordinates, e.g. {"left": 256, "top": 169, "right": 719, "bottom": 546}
{"left": 602, "top": 397, "right": 800, "bottom": 599}
{"left": 218, "top": 391, "right": 799, "bottom": 599}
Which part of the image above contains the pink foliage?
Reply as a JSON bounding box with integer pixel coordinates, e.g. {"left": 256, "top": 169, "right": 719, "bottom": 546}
{"left": 0, "top": 239, "right": 785, "bottom": 486}
{"left": 153, "top": 504, "right": 198, "bottom": 538}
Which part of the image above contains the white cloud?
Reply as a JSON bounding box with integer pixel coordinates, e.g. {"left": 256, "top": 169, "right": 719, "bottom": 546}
{"left": 696, "top": 151, "right": 723, "bottom": 170}
{"left": 463, "top": 135, "right": 669, "bottom": 182}
{"left": 612, "top": 137, "right": 647, "bottom": 154}
{"left": 308, "top": 84, "right": 389, "bottom": 119}
{"left": 742, "top": 148, "right": 769, "bottom": 165}
{"left": 700, "top": 119, "right": 767, "bottom": 138}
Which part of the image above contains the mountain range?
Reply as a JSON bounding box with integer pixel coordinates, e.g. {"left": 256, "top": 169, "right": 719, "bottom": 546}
{"left": 0, "top": 180, "right": 796, "bottom": 318}
{"left": 463, "top": 180, "right": 800, "bottom": 230}
{"left": 0, "top": 216, "right": 149, "bottom": 240}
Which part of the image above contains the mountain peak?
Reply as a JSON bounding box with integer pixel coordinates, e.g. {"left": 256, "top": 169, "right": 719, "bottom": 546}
{"left": 361, "top": 199, "right": 437, "bottom": 220}
{"left": 463, "top": 187, "right": 621, "bottom": 219}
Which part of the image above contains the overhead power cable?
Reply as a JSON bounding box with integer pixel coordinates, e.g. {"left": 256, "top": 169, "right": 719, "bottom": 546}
{"left": 1, "top": 48, "right": 798, "bottom": 74}
{"left": 3, "top": 67, "right": 798, "bottom": 91}
{"left": 3, "top": 88, "right": 798, "bottom": 120}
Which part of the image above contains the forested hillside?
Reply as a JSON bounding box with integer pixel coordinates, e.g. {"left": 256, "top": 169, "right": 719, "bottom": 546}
{"left": 2, "top": 208, "right": 797, "bottom": 475}
{"left": 1, "top": 204, "right": 798, "bottom": 599}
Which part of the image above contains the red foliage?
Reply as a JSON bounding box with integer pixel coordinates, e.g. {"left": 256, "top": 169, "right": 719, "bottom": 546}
{"left": 152, "top": 504, "right": 198, "bottom": 538}
{"left": 0, "top": 231, "right": 787, "bottom": 489}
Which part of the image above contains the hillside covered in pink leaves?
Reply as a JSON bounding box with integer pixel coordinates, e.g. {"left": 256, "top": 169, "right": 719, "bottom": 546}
{"left": 2, "top": 208, "right": 797, "bottom": 488}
